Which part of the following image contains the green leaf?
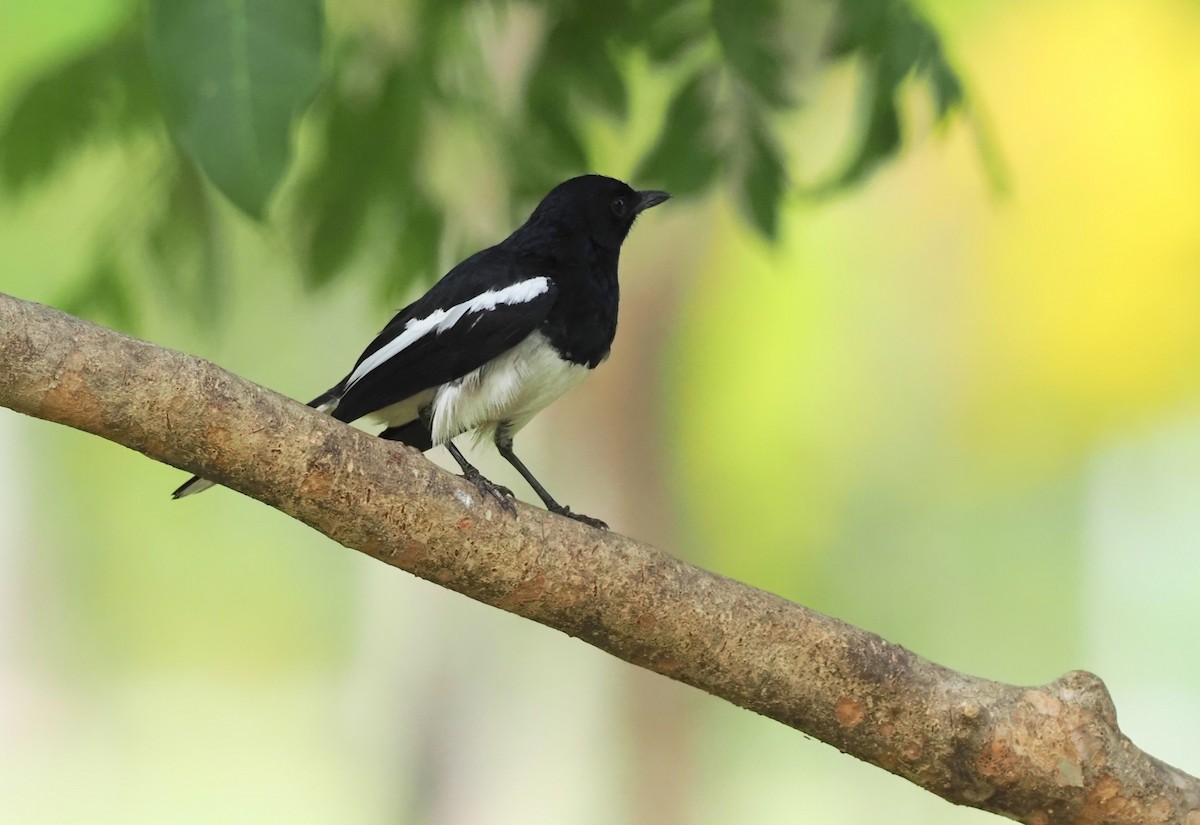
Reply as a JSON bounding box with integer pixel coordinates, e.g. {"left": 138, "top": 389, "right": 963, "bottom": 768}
{"left": 0, "top": 26, "right": 156, "bottom": 196}
{"left": 881, "top": 2, "right": 964, "bottom": 119}
{"left": 146, "top": 156, "right": 222, "bottom": 320}
{"left": 824, "top": 72, "right": 901, "bottom": 191}
{"left": 521, "top": 0, "right": 638, "bottom": 167}
{"left": 818, "top": 0, "right": 966, "bottom": 191}
{"left": 541, "top": 18, "right": 629, "bottom": 118}
{"left": 510, "top": 66, "right": 591, "bottom": 198}
{"left": 636, "top": 70, "right": 723, "bottom": 196}
{"left": 386, "top": 191, "right": 444, "bottom": 301}
{"left": 929, "top": 60, "right": 964, "bottom": 118}
{"left": 580, "top": 48, "right": 629, "bottom": 119}
{"left": 711, "top": 0, "right": 791, "bottom": 105}
{"left": 306, "top": 195, "right": 370, "bottom": 290}
{"left": 147, "top": 0, "right": 324, "bottom": 219}
{"left": 527, "top": 95, "right": 590, "bottom": 171}
{"left": 742, "top": 121, "right": 787, "bottom": 238}
{"left": 636, "top": 0, "right": 709, "bottom": 64}
{"left": 59, "top": 253, "right": 139, "bottom": 332}
{"left": 825, "top": 0, "right": 886, "bottom": 60}
{"left": 295, "top": 59, "right": 427, "bottom": 289}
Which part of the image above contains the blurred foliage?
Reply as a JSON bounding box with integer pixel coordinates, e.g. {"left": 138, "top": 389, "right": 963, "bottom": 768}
{"left": 822, "top": 0, "right": 965, "bottom": 190}
{"left": 0, "top": 23, "right": 156, "bottom": 196}
{"left": 0, "top": 0, "right": 971, "bottom": 323}
{"left": 146, "top": 0, "right": 325, "bottom": 219}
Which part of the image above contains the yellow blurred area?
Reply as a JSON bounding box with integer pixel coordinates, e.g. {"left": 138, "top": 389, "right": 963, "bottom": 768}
{"left": 679, "top": 0, "right": 1200, "bottom": 523}
{"left": 973, "top": 0, "right": 1200, "bottom": 449}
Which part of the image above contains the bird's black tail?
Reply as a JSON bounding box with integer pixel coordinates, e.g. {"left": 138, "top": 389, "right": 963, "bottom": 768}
{"left": 171, "top": 384, "right": 344, "bottom": 499}
{"left": 307, "top": 386, "right": 343, "bottom": 415}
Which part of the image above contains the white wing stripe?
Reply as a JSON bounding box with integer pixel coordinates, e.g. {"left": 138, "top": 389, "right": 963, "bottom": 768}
{"left": 345, "top": 277, "right": 551, "bottom": 389}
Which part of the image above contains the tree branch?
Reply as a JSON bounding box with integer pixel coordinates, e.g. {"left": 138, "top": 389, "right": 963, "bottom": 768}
{"left": 1, "top": 291, "right": 1196, "bottom": 824}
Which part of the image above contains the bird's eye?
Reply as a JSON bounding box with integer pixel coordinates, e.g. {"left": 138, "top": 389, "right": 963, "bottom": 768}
{"left": 611, "top": 197, "right": 628, "bottom": 217}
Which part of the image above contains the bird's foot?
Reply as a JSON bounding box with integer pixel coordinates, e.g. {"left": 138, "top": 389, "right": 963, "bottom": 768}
{"left": 461, "top": 468, "right": 516, "bottom": 515}
{"left": 551, "top": 505, "right": 608, "bottom": 530}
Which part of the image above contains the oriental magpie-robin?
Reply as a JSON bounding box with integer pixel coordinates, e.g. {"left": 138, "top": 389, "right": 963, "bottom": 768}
{"left": 173, "top": 175, "right": 669, "bottom": 529}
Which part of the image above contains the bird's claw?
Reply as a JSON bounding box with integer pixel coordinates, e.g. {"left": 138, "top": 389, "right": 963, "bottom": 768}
{"left": 462, "top": 469, "right": 517, "bottom": 515}
{"left": 553, "top": 506, "right": 608, "bottom": 530}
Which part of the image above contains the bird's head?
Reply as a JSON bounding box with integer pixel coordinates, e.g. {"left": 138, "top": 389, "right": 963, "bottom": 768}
{"left": 526, "top": 175, "right": 670, "bottom": 249}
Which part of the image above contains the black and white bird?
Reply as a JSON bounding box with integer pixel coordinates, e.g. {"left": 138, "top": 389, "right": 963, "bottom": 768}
{"left": 173, "top": 174, "right": 670, "bottom": 529}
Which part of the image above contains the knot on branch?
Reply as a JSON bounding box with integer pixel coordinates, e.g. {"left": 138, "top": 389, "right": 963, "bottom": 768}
{"left": 1049, "top": 670, "right": 1118, "bottom": 729}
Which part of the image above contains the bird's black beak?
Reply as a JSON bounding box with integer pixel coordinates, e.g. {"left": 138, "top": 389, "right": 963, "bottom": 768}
{"left": 634, "top": 190, "right": 671, "bottom": 214}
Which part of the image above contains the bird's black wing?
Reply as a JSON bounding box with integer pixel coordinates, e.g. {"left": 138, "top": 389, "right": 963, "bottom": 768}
{"left": 330, "top": 252, "right": 558, "bottom": 424}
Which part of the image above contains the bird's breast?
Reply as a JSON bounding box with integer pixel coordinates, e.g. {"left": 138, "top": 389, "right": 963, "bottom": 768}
{"left": 429, "top": 331, "right": 590, "bottom": 446}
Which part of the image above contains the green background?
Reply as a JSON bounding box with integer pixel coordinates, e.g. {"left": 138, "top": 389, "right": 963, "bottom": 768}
{"left": 2, "top": 0, "right": 1199, "bottom": 822}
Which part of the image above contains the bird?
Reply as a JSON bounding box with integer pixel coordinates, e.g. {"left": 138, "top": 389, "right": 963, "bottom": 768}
{"left": 172, "top": 174, "right": 670, "bottom": 529}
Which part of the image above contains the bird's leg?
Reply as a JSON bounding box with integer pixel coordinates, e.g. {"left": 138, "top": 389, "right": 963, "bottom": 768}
{"left": 496, "top": 439, "right": 608, "bottom": 530}
{"left": 445, "top": 441, "right": 516, "bottom": 515}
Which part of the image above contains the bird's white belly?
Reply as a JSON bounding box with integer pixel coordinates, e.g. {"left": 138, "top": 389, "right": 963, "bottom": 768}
{"left": 364, "top": 389, "right": 436, "bottom": 430}
{"left": 430, "top": 331, "right": 588, "bottom": 446}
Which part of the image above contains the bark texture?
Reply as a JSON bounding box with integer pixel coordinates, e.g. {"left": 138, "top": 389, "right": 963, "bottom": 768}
{"left": 1, "top": 291, "right": 1197, "bottom": 824}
